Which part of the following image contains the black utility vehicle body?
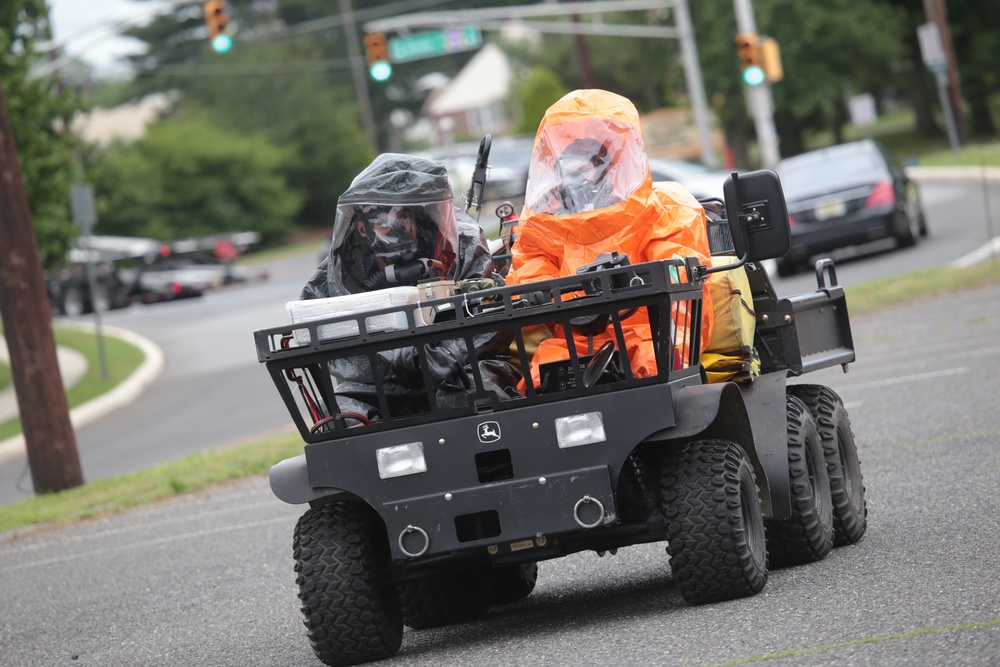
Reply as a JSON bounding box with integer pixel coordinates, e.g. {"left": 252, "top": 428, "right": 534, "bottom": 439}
{"left": 255, "top": 170, "right": 867, "bottom": 667}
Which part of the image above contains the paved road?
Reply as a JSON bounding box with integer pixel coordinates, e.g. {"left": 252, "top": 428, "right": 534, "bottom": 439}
{"left": 2, "top": 281, "right": 998, "bottom": 666}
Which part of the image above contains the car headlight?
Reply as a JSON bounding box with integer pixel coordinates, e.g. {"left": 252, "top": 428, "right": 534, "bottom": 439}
{"left": 555, "top": 412, "right": 606, "bottom": 449}
{"left": 376, "top": 442, "right": 427, "bottom": 479}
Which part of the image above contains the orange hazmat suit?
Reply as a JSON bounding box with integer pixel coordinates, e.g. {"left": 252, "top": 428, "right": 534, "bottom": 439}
{"left": 506, "top": 89, "right": 715, "bottom": 389}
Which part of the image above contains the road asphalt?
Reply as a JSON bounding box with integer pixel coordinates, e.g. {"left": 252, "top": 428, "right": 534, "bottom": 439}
{"left": 0, "top": 322, "right": 164, "bottom": 465}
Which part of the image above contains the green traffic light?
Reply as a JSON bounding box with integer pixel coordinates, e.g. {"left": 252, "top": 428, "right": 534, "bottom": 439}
{"left": 370, "top": 61, "right": 392, "bottom": 82}
{"left": 742, "top": 65, "right": 765, "bottom": 87}
{"left": 212, "top": 33, "right": 233, "bottom": 54}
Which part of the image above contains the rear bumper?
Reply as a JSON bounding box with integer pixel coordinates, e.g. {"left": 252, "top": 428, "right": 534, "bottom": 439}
{"left": 787, "top": 207, "right": 894, "bottom": 260}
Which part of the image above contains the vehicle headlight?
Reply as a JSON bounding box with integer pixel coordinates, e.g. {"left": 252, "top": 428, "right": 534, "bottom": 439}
{"left": 555, "top": 412, "right": 606, "bottom": 449}
{"left": 376, "top": 442, "right": 427, "bottom": 479}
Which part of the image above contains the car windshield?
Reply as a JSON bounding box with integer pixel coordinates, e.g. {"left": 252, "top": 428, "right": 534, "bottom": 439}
{"left": 778, "top": 148, "right": 884, "bottom": 197}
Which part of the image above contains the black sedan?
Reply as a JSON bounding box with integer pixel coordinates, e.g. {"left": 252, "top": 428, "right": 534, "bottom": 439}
{"left": 774, "top": 139, "right": 927, "bottom": 276}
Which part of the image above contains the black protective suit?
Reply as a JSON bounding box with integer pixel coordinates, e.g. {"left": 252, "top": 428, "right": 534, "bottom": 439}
{"left": 299, "top": 153, "right": 519, "bottom": 419}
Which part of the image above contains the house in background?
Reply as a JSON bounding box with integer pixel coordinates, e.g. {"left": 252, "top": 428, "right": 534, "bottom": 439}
{"left": 421, "top": 43, "right": 514, "bottom": 146}
{"left": 71, "top": 93, "right": 173, "bottom": 145}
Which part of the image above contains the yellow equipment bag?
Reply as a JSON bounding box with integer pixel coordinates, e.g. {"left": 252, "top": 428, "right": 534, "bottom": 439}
{"left": 702, "top": 256, "right": 759, "bottom": 383}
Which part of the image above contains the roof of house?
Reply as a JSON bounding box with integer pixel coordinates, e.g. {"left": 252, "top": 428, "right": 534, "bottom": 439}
{"left": 71, "top": 93, "right": 173, "bottom": 145}
{"left": 425, "top": 43, "right": 510, "bottom": 116}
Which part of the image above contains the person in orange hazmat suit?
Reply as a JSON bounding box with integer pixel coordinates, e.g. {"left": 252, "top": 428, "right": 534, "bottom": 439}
{"left": 506, "top": 89, "right": 715, "bottom": 390}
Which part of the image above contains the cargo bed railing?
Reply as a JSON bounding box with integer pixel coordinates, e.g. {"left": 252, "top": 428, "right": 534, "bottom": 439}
{"left": 254, "top": 258, "right": 705, "bottom": 443}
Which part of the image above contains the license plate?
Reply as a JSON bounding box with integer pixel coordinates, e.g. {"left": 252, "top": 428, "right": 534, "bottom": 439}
{"left": 814, "top": 199, "right": 846, "bottom": 220}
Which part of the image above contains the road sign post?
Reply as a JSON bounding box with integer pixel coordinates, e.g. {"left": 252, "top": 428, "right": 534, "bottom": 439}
{"left": 70, "top": 184, "right": 109, "bottom": 380}
{"left": 917, "top": 22, "right": 960, "bottom": 154}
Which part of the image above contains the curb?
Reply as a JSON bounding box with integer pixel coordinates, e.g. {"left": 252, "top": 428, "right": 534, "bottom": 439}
{"left": 0, "top": 322, "right": 164, "bottom": 465}
{"left": 906, "top": 165, "right": 1000, "bottom": 183}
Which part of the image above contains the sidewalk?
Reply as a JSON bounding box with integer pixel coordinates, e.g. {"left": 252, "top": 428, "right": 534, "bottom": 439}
{"left": 0, "top": 323, "right": 164, "bottom": 464}
{"left": 0, "top": 339, "right": 89, "bottom": 424}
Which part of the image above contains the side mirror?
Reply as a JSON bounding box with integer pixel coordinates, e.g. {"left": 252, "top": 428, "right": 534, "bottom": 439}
{"left": 723, "top": 169, "right": 791, "bottom": 262}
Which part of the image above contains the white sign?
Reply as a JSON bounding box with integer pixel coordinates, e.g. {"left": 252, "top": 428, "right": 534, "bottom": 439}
{"left": 848, "top": 93, "right": 877, "bottom": 128}
{"left": 917, "top": 23, "right": 946, "bottom": 71}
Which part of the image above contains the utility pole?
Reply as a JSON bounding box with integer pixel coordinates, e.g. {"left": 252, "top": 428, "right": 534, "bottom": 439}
{"left": 338, "top": 0, "right": 380, "bottom": 153}
{"left": 732, "top": 0, "right": 780, "bottom": 168}
{"left": 922, "top": 0, "right": 965, "bottom": 143}
{"left": 0, "top": 83, "right": 83, "bottom": 493}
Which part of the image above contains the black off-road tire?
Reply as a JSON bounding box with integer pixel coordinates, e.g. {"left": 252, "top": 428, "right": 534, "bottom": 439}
{"left": 398, "top": 566, "right": 493, "bottom": 629}
{"left": 660, "top": 440, "right": 768, "bottom": 605}
{"left": 788, "top": 385, "right": 867, "bottom": 546}
{"left": 766, "top": 395, "right": 834, "bottom": 567}
{"left": 490, "top": 562, "right": 538, "bottom": 605}
{"left": 293, "top": 502, "right": 403, "bottom": 667}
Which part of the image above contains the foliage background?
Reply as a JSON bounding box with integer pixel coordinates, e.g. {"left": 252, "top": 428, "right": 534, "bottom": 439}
{"left": 5, "top": 0, "right": 1000, "bottom": 261}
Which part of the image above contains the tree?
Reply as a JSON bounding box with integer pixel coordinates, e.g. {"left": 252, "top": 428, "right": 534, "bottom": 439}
{"left": 1, "top": 0, "right": 84, "bottom": 269}
{"left": 688, "top": 0, "right": 907, "bottom": 163}
{"left": 87, "top": 112, "right": 302, "bottom": 243}
{"left": 169, "top": 40, "right": 374, "bottom": 228}
{"left": 512, "top": 66, "right": 568, "bottom": 135}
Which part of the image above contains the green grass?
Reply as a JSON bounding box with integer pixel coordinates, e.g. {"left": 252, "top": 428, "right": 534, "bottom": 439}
{"left": 0, "top": 325, "right": 146, "bottom": 443}
{"left": 807, "top": 109, "right": 1000, "bottom": 168}
{"left": 0, "top": 432, "right": 302, "bottom": 533}
{"left": 846, "top": 256, "right": 1000, "bottom": 314}
{"left": 0, "top": 360, "right": 10, "bottom": 393}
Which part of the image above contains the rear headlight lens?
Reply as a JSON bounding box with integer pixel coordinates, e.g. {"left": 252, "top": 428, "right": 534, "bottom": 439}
{"left": 865, "top": 181, "right": 895, "bottom": 208}
{"left": 788, "top": 213, "right": 797, "bottom": 228}
{"left": 376, "top": 442, "right": 427, "bottom": 479}
{"left": 555, "top": 412, "right": 606, "bottom": 449}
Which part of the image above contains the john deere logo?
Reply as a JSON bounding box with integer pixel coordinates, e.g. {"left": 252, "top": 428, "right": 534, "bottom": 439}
{"left": 478, "top": 421, "right": 501, "bottom": 443}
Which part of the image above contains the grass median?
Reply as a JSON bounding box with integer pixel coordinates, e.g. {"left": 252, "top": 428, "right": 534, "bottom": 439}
{"left": 1, "top": 257, "right": 999, "bottom": 535}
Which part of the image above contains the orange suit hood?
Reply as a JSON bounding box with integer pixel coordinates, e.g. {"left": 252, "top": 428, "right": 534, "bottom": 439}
{"left": 508, "top": 89, "right": 714, "bottom": 368}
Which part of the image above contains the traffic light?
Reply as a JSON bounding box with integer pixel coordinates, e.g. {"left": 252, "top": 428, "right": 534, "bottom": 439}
{"left": 735, "top": 32, "right": 764, "bottom": 87}
{"left": 364, "top": 32, "right": 392, "bottom": 82}
{"left": 203, "top": 0, "right": 233, "bottom": 54}
{"left": 760, "top": 37, "right": 783, "bottom": 83}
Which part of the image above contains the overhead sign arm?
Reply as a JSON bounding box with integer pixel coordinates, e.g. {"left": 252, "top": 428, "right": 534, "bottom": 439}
{"left": 365, "top": 0, "right": 716, "bottom": 168}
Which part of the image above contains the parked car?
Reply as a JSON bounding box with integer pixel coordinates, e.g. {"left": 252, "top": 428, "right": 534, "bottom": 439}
{"left": 648, "top": 157, "right": 730, "bottom": 201}
{"left": 49, "top": 233, "right": 265, "bottom": 315}
{"left": 47, "top": 236, "right": 159, "bottom": 316}
{"left": 773, "top": 139, "right": 927, "bottom": 276}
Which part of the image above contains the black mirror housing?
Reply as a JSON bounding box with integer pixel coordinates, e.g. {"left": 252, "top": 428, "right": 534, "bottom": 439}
{"left": 723, "top": 169, "right": 791, "bottom": 262}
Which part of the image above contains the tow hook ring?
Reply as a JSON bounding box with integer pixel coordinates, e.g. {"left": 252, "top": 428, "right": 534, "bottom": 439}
{"left": 398, "top": 524, "right": 429, "bottom": 558}
{"left": 573, "top": 495, "right": 606, "bottom": 529}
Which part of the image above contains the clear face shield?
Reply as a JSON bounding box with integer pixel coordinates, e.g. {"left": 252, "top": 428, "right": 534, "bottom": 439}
{"left": 361, "top": 206, "right": 419, "bottom": 263}
{"left": 331, "top": 199, "right": 460, "bottom": 293}
{"left": 524, "top": 120, "right": 648, "bottom": 215}
{"left": 554, "top": 149, "right": 610, "bottom": 212}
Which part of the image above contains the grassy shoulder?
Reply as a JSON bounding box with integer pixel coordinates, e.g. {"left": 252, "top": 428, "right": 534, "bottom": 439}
{"left": 0, "top": 433, "right": 303, "bottom": 534}
{"left": 0, "top": 325, "right": 146, "bottom": 443}
{"left": 845, "top": 257, "right": 1000, "bottom": 314}
{"left": 0, "top": 360, "right": 9, "bottom": 393}
{"left": 2, "top": 258, "right": 1000, "bottom": 535}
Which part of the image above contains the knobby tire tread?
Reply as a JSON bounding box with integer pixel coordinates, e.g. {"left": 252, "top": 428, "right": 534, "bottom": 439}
{"left": 398, "top": 567, "right": 493, "bottom": 629}
{"left": 788, "top": 384, "right": 868, "bottom": 546}
{"left": 661, "top": 439, "right": 768, "bottom": 605}
{"left": 766, "top": 395, "right": 834, "bottom": 567}
{"left": 293, "top": 502, "right": 403, "bottom": 666}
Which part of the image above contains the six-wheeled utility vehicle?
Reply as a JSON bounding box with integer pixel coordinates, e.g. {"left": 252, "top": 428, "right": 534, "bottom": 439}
{"left": 254, "top": 169, "right": 867, "bottom": 667}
